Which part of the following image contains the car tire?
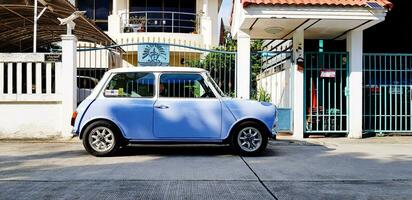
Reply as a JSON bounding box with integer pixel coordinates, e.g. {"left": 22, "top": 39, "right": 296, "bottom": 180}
{"left": 82, "top": 120, "right": 122, "bottom": 157}
{"left": 231, "top": 121, "right": 268, "bottom": 156}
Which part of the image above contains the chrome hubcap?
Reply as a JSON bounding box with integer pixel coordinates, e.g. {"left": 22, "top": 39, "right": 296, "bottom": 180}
{"left": 89, "top": 127, "right": 115, "bottom": 152}
{"left": 237, "top": 127, "right": 262, "bottom": 152}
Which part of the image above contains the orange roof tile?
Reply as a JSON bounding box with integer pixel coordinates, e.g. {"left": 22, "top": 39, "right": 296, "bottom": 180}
{"left": 242, "top": 0, "right": 393, "bottom": 9}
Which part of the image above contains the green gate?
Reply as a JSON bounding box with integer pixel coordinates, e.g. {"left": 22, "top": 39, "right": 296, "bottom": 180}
{"left": 363, "top": 53, "right": 412, "bottom": 134}
{"left": 304, "top": 52, "right": 349, "bottom": 134}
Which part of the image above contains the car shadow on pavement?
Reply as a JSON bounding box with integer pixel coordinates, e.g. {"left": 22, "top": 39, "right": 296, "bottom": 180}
{"left": 116, "top": 142, "right": 282, "bottom": 157}
{"left": 117, "top": 145, "right": 235, "bottom": 156}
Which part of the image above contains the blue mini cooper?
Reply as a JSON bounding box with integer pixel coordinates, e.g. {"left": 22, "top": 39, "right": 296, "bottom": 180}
{"left": 71, "top": 67, "right": 278, "bottom": 156}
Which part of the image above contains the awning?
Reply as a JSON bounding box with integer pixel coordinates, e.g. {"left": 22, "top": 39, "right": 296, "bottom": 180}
{"left": 0, "top": 0, "right": 115, "bottom": 52}
{"left": 232, "top": 0, "right": 391, "bottom": 40}
{"left": 241, "top": 0, "right": 393, "bottom": 9}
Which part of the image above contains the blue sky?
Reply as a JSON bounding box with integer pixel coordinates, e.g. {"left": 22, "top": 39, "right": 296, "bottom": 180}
{"left": 219, "top": 0, "right": 232, "bottom": 26}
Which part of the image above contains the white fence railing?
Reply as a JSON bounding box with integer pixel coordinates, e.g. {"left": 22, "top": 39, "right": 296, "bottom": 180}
{"left": 0, "top": 53, "right": 62, "bottom": 102}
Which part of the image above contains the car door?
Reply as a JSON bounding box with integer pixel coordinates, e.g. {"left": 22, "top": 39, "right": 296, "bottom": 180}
{"left": 101, "top": 72, "right": 156, "bottom": 140}
{"left": 154, "top": 73, "right": 222, "bottom": 139}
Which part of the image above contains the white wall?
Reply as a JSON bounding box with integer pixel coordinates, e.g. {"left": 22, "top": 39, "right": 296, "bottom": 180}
{"left": 0, "top": 53, "right": 68, "bottom": 139}
{"left": 257, "top": 67, "right": 291, "bottom": 108}
{"left": 0, "top": 103, "right": 62, "bottom": 139}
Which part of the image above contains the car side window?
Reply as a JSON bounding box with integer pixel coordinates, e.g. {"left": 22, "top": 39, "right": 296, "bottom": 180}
{"left": 159, "top": 73, "right": 215, "bottom": 98}
{"left": 104, "top": 72, "right": 155, "bottom": 98}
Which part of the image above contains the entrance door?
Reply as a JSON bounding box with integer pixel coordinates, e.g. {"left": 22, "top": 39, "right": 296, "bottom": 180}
{"left": 154, "top": 73, "right": 222, "bottom": 138}
{"left": 304, "top": 52, "right": 349, "bottom": 134}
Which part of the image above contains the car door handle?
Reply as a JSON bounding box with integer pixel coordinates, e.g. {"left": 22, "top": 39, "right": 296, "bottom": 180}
{"left": 155, "top": 105, "right": 169, "bottom": 109}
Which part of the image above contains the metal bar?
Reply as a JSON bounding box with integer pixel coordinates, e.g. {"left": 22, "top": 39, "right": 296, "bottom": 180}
{"left": 318, "top": 54, "right": 323, "bottom": 131}
{"left": 77, "top": 42, "right": 237, "bottom": 54}
{"left": 389, "top": 55, "right": 392, "bottom": 130}
{"left": 369, "top": 55, "right": 372, "bottom": 130}
{"left": 374, "top": 55, "right": 377, "bottom": 130}
{"left": 328, "top": 54, "right": 331, "bottom": 131}
{"left": 322, "top": 57, "right": 325, "bottom": 131}
{"left": 33, "top": 0, "right": 38, "bottom": 52}
{"left": 340, "top": 53, "right": 343, "bottom": 131}
{"left": 384, "top": 55, "right": 387, "bottom": 131}
{"left": 400, "top": 55, "right": 403, "bottom": 130}
{"left": 334, "top": 54, "right": 337, "bottom": 131}
{"left": 395, "top": 55, "right": 398, "bottom": 130}
{"left": 405, "top": 56, "right": 408, "bottom": 131}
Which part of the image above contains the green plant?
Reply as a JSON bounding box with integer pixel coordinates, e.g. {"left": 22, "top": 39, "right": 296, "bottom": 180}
{"left": 256, "top": 87, "right": 271, "bottom": 103}
{"left": 184, "top": 32, "right": 264, "bottom": 97}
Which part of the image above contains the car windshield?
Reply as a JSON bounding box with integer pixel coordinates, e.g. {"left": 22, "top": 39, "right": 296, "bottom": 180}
{"left": 206, "top": 73, "right": 226, "bottom": 97}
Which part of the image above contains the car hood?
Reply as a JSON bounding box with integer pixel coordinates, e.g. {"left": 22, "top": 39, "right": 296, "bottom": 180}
{"left": 221, "top": 98, "right": 276, "bottom": 121}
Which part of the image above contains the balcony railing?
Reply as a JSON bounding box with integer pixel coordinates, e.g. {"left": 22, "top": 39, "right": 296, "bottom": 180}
{"left": 121, "top": 11, "right": 199, "bottom": 34}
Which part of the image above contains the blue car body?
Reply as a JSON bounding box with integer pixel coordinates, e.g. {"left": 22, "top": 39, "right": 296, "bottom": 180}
{"left": 72, "top": 67, "right": 277, "bottom": 142}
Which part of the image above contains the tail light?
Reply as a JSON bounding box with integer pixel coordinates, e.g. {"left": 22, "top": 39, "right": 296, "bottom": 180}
{"left": 71, "top": 111, "right": 78, "bottom": 126}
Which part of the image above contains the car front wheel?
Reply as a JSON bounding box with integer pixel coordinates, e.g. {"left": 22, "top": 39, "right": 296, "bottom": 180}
{"left": 83, "top": 121, "right": 121, "bottom": 156}
{"left": 232, "top": 122, "right": 268, "bottom": 156}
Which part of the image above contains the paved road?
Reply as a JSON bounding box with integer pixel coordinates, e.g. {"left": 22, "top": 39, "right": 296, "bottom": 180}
{"left": 1, "top": 137, "right": 412, "bottom": 199}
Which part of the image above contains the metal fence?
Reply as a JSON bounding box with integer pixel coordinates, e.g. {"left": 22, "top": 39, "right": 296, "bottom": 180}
{"left": 120, "top": 11, "right": 199, "bottom": 34}
{"left": 304, "top": 52, "right": 349, "bottom": 134}
{"left": 363, "top": 53, "right": 412, "bottom": 134}
{"left": 76, "top": 42, "right": 237, "bottom": 103}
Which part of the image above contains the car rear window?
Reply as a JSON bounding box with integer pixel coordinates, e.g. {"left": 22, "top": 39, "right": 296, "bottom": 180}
{"left": 104, "top": 72, "right": 155, "bottom": 98}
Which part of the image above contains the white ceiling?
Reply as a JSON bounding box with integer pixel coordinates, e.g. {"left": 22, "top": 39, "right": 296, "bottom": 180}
{"left": 241, "top": 18, "right": 370, "bottom": 40}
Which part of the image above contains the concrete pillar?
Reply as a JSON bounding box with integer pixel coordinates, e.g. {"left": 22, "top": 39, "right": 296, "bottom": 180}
{"left": 346, "top": 30, "right": 363, "bottom": 139}
{"left": 236, "top": 29, "right": 251, "bottom": 99}
{"left": 61, "top": 35, "right": 77, "bottom": 138}
{"left": 108, "top": 0, "right": 121, "bottom": 34}
{"left": 292, "top": 30, "right": 304, "bottom": 139}
{"left": 112, "top": 0, "right": 118, "bottom": 15}
{"left": 202, "top": 0, "right": 209, "bottom": 15}
{"left": 200, "top": 0, "right": 212, "bottom": 47}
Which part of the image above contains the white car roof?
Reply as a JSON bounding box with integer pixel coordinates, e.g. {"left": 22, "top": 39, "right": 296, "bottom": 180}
{"left": 108, "top": 67, "right": 207, "bottom": 73}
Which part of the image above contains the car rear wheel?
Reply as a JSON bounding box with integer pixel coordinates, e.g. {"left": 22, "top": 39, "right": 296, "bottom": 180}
{"left": 232, "top": 122, "right": 268, "bottom": 156}
{"left": 82, "top": 121, "right": 121, "bottom": 157}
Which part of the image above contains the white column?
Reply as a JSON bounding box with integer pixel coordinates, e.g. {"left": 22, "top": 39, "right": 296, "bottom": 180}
{"left": 108, "top": 0, "right": 121, "bottom": 34}
{"left": 61, "top": 35, "right": 77, "bottom": 138}
{"left": 200, "top": 0, "right": 212, "bottom": 47}
{"left": 292, "top": 30, "right": 304, "bottom": 139}
{"left": 236, "top": 29, "right": 251, "bottom": 99}
{"left": 347, "top": 30, "right": 363, "bottom": 139}
{"left": 202, "top": 0, "right": 209, "bottom": 15}
{"left": 112, "top": 0, "right": 118, "bottom": 15}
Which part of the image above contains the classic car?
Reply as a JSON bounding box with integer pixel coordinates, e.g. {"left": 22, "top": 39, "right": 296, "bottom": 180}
{"left": 71, "top": 67, "right": 278, "bottom": 156}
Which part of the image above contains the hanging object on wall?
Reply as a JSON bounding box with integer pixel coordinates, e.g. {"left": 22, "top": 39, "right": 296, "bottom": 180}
{"left": 320, "top": 69, "right": 336, "bottom": 78}
{"left": 138, "top": 44, "right": 170, "bottom": 66}
{"left": 297, "top": 57, "right": 304, "bottom": 72}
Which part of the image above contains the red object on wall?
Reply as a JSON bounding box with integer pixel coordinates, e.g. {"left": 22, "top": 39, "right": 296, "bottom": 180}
{"left": 311, "top": 80, "right": 318, "bottom": 110}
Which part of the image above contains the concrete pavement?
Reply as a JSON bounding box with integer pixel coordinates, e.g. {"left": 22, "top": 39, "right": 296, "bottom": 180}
{"left": 1, "top": 136, "right": 412, "bottom": 199}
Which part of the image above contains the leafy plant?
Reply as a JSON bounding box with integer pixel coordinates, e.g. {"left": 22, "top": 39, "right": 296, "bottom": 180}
{"left": 256, "top": 87, "right": 271, "bottom": 103}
